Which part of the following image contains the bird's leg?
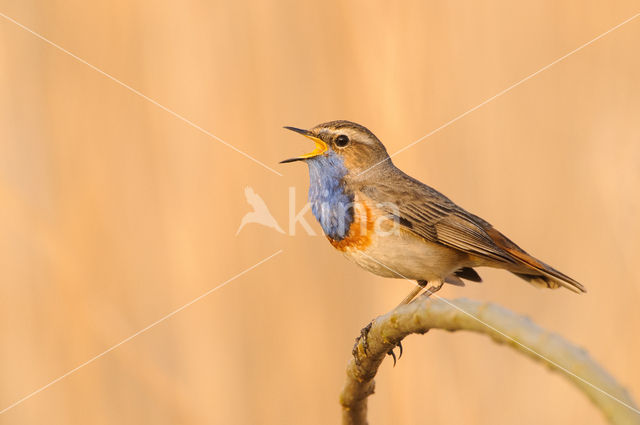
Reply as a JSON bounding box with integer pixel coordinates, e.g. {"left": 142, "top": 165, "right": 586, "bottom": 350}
{"left": 397, "top": 280, "right": 427, "bottom": 307}
{"left": 422, "top": 279, "right": 444, "bottom": 298}
{"left": 386, "top": 280, "right": 443, "bottom": 364}
{"left": 355, "top": 280, "right": 434, "bottom": 365}
{"left": 383, "top": 280, "right": 429, "bottom": 366}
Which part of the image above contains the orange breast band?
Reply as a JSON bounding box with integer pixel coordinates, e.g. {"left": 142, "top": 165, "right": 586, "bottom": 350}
{"left": 327, "top": 202, "right": 375, "bottom": 252}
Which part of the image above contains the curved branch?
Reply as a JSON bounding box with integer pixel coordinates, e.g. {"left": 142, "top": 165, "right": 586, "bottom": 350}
{"left": 341, "top": 297, "right": 639, "bottom": 425}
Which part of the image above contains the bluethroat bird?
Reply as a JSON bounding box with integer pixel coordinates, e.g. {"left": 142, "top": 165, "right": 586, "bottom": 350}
{"left": 281, "top": 120, "right": 586, "bottom": 306}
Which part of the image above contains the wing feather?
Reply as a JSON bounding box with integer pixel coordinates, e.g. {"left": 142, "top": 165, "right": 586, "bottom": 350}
{"left": 434, "top": 214, "right": 515, "bottom": 263}
{"left": 358, "top": 172, "right": 585, "bottom": 293}
{"left": 360, "top": 179, "right": 514, "bottom": 264}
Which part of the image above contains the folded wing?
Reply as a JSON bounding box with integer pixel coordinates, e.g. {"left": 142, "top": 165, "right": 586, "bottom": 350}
{"left": 360, "top": 173, "right": 585, "bottom": 293}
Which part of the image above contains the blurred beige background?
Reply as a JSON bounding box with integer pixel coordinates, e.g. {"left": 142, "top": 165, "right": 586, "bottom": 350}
{"left": 1, "top": 1, "right": 639, "bottom": 424}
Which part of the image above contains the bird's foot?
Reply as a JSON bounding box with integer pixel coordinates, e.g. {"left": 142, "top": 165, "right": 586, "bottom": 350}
{"left": 421, "top": 280, "right": 444, "bottom": 298}
{"left": 353, "top": 321, "right": 405, "bottom": 367}
{"left": 352, "top": 322, "right": 373, "bottom": 362}
{"left": 386, "top": 340, "right": 403, "bottom": 367}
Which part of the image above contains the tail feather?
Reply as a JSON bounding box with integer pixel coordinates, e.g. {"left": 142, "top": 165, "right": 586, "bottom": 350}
{"left": 485, "top": 227, "right": 586, "bottom": 294}
{"left": 507, "top": 250, "right": 586, "bottom": 294}
{"left": 512, "top": 273, "right": 554, "bottom": 289}
{"left": 512, "top": 272, "right": 577, "bottom": 292}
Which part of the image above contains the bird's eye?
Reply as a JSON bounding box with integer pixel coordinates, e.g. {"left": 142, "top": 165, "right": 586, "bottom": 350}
{"left": 335, "top": 134, "right": 350, "bottom": 147}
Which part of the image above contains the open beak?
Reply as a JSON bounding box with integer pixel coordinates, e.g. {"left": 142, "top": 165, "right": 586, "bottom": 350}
{"left": 280, "top": 126, "right": 329, "bottom": 163}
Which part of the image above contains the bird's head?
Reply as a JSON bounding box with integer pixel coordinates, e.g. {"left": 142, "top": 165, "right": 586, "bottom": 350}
{"left": 280, "top": 120, "right": 391, "bottom": 177}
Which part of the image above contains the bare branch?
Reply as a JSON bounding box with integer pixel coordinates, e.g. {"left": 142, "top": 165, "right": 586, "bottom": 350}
{"left": 341, "top": 297, "right": 639, "bottom": 425}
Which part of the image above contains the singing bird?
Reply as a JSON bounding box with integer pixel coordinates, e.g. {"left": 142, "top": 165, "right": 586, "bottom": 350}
{"left": 281, "top": 120, "right": 585, "bottom": 304}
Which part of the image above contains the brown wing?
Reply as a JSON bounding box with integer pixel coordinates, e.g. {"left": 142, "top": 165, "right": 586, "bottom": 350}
{"left": 360, "top": 174, "right": 515, "bottom": 264}
{"left": 432, "top": 213, "right": 517, "bottom": 264}
{"left": 361, "top": 172, "right": 586, "bottom": 293}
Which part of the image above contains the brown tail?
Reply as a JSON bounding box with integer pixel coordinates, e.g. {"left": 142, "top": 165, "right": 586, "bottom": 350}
{"left": 485, "top": 227, "right": 586, "bottom": 294}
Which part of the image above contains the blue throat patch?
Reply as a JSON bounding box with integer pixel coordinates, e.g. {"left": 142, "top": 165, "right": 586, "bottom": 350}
{"left": 306, "top": 152, "right": 354, "bottom": 241}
